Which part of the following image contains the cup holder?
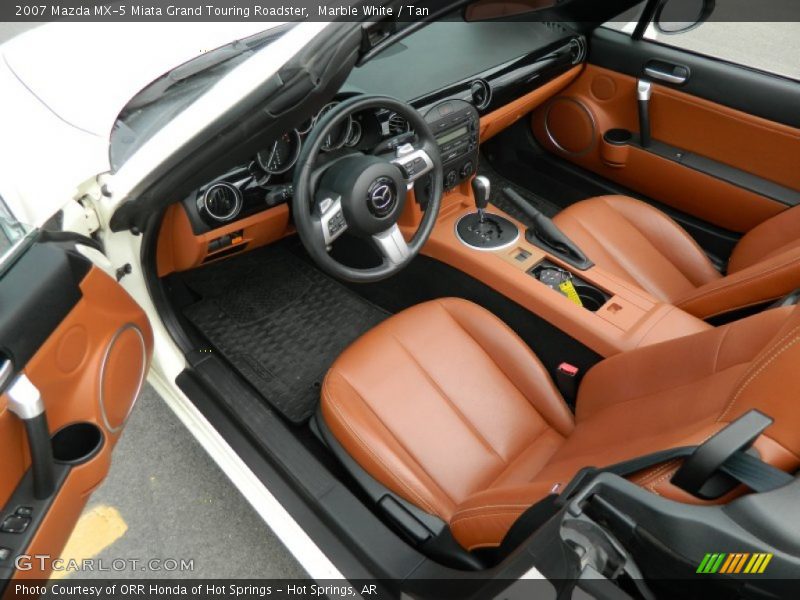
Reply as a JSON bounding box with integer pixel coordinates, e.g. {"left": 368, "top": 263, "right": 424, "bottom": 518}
{"left": 575, "top": 285, "right": 608, "bottom": 312}
{"left": 604, "top": 128, "right": 633, "bottom": 145}
{"left": 51, "top": 422, "right": 104, "bottom": 465}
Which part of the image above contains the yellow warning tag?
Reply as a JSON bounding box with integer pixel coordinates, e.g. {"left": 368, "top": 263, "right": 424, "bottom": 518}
{"left": 559, "top": 279, "right": 583, "bottom": 307}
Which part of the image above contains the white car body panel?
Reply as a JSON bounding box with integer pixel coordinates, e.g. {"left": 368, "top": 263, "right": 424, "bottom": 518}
{"left": 0, "top": 22, "right": 278, "bottom": 226}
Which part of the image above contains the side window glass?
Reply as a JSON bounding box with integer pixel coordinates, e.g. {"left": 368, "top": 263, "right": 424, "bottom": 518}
{"left": 603, "top": 1, "right": 800, "bottom": 82}
{"left": 643, "top": 20, "right": 800, "bottom": 82}
{"left": 0, "top": 196, "right": 30, "bottom": 259}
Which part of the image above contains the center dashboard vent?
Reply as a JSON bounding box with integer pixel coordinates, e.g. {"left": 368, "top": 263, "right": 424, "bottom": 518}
{"left": 470, "top": 79, "right": 492, "bottom": 110}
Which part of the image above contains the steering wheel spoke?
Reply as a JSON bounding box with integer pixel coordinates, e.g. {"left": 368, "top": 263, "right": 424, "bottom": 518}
{"left": 391, "top": 143, "right": 435, "bottom": 189}
{"left": 372, "top": 224, "right": 411, "bottom": 266}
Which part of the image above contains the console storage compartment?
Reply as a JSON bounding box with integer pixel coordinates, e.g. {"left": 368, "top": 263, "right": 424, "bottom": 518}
{"left": 528, "top": 260, "right": 610, "bottom": 312}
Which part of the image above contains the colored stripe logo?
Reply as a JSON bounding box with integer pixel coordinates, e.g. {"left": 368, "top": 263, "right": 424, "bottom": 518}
{"left": 697, "top": 552, "right": 773, "bottom": 574}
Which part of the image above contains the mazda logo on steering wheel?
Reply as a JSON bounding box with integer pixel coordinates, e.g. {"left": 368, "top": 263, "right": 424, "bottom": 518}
{"left": 367, "top": 178, "right": 397, "bottom": 218}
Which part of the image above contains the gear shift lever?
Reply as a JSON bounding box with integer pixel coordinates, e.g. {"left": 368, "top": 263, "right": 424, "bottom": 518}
{"left": 455, "top": 175, "right": 518, "bottom": 250}
{"left": 471, "top": 176, "right": 490, "bottom": 223}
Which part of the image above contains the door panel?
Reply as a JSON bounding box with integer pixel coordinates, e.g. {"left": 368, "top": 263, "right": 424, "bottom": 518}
{"left": 0, "top": 239, "right": 152, "bottom": 583}
{"left": 530, "top": 31, "right": 800, "bottom": 234}
{"left": 591, "top": 27, "right": 800, "bottom": 129}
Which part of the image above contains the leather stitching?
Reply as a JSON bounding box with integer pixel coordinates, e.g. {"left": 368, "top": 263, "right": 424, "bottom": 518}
{"left": 452, "top": 503, "right": 534, "bottom": 518}
{"left": 717, "top": 326, "right": 800, "bottom": 423}
{"left": 322, "top": 375, "right": 440, "bottom": 515}
{"left": 450, "top": 508, "right": 526, "bottom": 529}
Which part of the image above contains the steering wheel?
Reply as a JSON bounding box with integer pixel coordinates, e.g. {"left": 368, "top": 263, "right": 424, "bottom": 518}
{"left": 293, "top": 95, "right": 443, "bottom": 282}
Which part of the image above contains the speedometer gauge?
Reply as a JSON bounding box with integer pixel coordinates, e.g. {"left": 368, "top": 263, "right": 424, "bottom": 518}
{"left": 316, "top": 102, "right": 353, "bottom": 152}
{"left": 344, "top": 120, "right": 362, "bottom": 147}
{"left": 256, "top": 130, "right": 302, "bottom": 174}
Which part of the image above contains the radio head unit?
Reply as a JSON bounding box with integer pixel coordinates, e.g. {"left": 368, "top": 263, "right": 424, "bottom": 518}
{"left": 424, "top": 99, "right": 480, "bottom": 190}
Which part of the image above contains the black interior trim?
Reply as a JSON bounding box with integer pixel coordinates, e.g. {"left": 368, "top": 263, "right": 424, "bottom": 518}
{"left": 0, "top": 239, "right": 90, "bottom": 380}
{"left": 624, "top": 135, "right": 800, "bottom": 207}
{"left": 591, "top": 27, "right": 800, "bottom": 129}
{"left": 0, "top": 465, "right": 71, "bottom": 589}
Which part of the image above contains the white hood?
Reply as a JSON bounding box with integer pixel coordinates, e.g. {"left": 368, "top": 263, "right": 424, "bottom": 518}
{"left": 3, "top": 22, "right": 276, "bottom": 137}
{"left": 0, "top": 22, "right": 279, "bottom": 225}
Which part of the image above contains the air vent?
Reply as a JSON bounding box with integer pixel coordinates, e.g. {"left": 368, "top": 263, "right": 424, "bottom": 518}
{"left": 202, "top": 182, "right": 242, "bottom": 222}
{"left": 569, "top": 37, "right": 587, "bottom": 65}
{"left": 387, "top": 112, "right": 410, "bottom": 136}
{"left": 544, "top": 22, "right": 569, "bottom": 34}
{"left": 470, "top": 79, "right": 492, "bottom": 110}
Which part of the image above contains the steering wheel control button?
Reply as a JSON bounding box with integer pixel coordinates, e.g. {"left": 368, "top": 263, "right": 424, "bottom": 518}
{"left": 319, "top": 196, "right": 348, "bottom": 246}
{"left": 366, "top": 178, "right": 398, "bottom": 218}
{"left": 1, "top": 515, "right": 31, "bottom": 534}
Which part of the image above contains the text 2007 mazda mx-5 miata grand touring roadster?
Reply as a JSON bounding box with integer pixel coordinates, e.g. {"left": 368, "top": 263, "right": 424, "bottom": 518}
{"left": 2, "top": 1, "right": 800, "bottom": 597}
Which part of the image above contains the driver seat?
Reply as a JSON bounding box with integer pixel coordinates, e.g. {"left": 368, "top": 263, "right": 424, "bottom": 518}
{"left": 320, "top": 298, "right": 800, "bottom": 551}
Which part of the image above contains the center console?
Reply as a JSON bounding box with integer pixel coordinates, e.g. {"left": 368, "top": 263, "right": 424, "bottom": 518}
{"left": 410, "top": 186, "right": 711, "bottom": 358}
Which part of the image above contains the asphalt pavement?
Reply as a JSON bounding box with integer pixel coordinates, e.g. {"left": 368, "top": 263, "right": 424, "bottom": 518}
{"left": 62, "top": 387, "right": 307, "bottom": 580}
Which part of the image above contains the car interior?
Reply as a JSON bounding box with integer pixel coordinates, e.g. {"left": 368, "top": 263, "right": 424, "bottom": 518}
{"left": 109, "top": 4, "right": 800, "bottom": 598}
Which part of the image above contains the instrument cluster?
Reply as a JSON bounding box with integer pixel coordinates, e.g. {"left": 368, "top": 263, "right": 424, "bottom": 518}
{"left": 191, "top": 100, "right": 414, "bottom": 231}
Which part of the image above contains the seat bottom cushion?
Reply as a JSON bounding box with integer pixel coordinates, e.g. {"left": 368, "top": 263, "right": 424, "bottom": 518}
{"left": 552, "top": 195, "right": 721, "bottom": 302}
{"left": 320, "top": 298, "right": 575, "bottom": 523}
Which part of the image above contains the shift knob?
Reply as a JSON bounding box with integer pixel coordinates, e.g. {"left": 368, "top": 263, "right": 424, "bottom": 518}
{"left": 472, "top": 176, "right": 490, "bottom": 211}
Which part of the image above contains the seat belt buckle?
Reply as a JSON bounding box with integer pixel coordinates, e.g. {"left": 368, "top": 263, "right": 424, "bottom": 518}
{"left": 556, "top": 362, "right": 580, "bottom": 404}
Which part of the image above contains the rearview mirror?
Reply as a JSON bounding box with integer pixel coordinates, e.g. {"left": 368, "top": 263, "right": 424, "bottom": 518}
{"left": 654, "top": 0, "right": 716, "bottom": 34}
{"left": 463, "top": 0, "right": 558, "bottom": 22}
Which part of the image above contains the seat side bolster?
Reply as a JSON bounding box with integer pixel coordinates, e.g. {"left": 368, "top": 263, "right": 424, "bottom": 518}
{"left": 449, "top": 482, "right": 557, "bottom": 551}
{"left": 676, "top": 248, "right": 800, "bottom": 319}
{"left": 320, "top": 369, "right": 457, "bottom": 519}
{"left": 729, "top": 204, "right": 800, "bottom": 273}
{"left": 436, "top": 298, "right": 575, "bottom": 437}
{"left": 576, "top": 307, "right": 793, "bottom": 422}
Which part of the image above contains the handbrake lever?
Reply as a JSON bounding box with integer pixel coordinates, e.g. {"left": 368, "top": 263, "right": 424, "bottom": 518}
{"left": 503, "top": 188, "right": 593, "bottom": 271}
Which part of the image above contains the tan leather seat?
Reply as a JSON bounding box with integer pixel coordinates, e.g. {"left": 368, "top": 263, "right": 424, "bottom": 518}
{"left": 552, "top": 195, "right": 800, "bottom": 319}
{"left": 321, "top": 298, "right": 800, "bottom": 551}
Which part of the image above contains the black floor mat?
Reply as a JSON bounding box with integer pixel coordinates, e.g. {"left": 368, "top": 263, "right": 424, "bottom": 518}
{"left": 179, "top": 245, "right": 389, "bottom": 424}
{"left": 478, "top": 155, "right": 561, "bottom": 224}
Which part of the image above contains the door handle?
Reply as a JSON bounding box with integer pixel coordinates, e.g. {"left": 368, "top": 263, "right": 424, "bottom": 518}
{"left": 644, "top": 61, "right": 690, "bottom": 85}
{"left": 7, "top": 374, "right": 57, "bottom": 499}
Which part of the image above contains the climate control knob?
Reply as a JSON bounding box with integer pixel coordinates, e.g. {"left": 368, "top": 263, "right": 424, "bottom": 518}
{"left": 445, "top": 170, "right": 458, "bottom": 188}
{"left": 460, "top": 161, "right": 474, "bottom": 179}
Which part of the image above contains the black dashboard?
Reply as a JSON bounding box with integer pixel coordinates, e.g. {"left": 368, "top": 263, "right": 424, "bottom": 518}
{"left": 184, "top": 21, "right": 584, "bottom": 234}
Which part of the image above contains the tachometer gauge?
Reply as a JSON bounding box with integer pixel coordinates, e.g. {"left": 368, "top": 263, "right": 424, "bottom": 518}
{"left": 344, "top": 119, "right": 362, "bottom": 147}
{"left": 256, "top": 130, "right": 302, "bottom": 174}
{"left": 316, "top": 102, "right": 353, "bottom": 152}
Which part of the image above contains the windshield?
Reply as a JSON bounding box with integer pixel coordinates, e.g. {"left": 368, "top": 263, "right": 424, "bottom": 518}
{"left": 110, "top": 23, "right": 294, "bottom": 170}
